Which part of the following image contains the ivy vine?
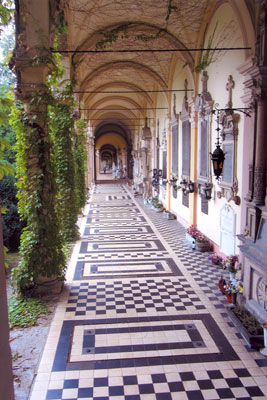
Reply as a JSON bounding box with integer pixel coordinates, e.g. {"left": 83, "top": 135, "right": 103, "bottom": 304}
{"left": 73, "top": 119, "right": 87, "bottom": 212}
{"left": 95, "top": 1, "right": 177, "bottom": 49}
{"left": 49, "top": 98, "right": 80, "bottom": 242}
{"left": 10, "top": 94, "right": 66, "bottom": 292}
{"left": 10, "top": 10, "right": 87, "bottom": 292}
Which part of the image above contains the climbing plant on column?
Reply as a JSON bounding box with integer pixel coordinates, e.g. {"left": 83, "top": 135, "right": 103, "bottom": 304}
{"left": 49, "top": 88, "right": 80, "bottom": 242}
{"left": 73, "top": 119, "right": 87, "bottom": 212}
{"left": 10, "top": 91, "right": 66, "bottom": 292}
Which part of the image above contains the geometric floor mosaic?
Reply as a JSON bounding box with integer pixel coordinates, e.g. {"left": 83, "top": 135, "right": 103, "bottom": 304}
{"left": 29, "top": 183, "right": 267, "bottom": 400}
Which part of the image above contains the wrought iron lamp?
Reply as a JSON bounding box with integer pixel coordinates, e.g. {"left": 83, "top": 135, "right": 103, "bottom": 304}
{"left": 210, "top": 110, "right": 225, "bottom": 180}
{"left": 180, "top": 178, "right": 195, "bottom": 195}
{"left": 188, "top": 181, "right": 195, "bottom": 193}
{"left": 203, "top": 183, "right": 212, "bottom": 200}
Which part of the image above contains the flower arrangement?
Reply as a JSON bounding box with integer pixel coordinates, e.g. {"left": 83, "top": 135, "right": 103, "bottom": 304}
{"left": 223, "top": 280, "right": 243, "bottom": 304}
{"left": 208, "top": 254, "right": 223, "bottom": 265}
{"left": 186, "top": 225, "right": 209, "bottom": 243}
{"left": 186, "top": 224, "right": 198, "bottom": 237}
{"left": 222, "top": 255, "right": 239, "bottom": 273}
{"left": 224, "top": 281, "right": 243, "bottom": 295}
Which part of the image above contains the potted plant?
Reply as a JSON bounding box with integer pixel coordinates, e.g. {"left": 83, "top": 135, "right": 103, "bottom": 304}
{"left": 195, "top": 233, "right": 211, "bottom": 252}
{"left": 151, "top": 196, "right": 164, "bottom": 212}
{"left": 208, "top": 254, "right": 223, "bottom": 266}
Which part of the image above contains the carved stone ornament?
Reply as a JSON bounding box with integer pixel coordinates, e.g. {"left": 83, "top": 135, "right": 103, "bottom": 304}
{"left": 257, "top": 277, "right": 267, "bottom": 311}
{"left": 221, "top": 177, "right": 241, "bottom": 205}
{"left": 195, "top": 71, "right": 213, "bottom": 119}
{"left": 195, "top": 71, "right": 213, "bottom": 186}
{"left": 217, "top": 76, "right": 240, "bottom": 205}
{"left": 219, "top": 111, "right": 239, "bottom": 140}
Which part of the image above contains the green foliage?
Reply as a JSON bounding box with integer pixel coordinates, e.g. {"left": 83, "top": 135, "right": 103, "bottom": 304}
{"left": 0, "top": 0, "right": 13, "bottom": 27}
{"left": 0, "top": 175, "right": 25, "bottom": 251}
{"left": 49, "top": 100, "right": 79, "bottom": 242}
{"left": 194, "top": 23, "right": 218, "bottom": 73}
{"left": 74, "top": 120, "right": 87, "bottom": 212}
{"left": 8, "top": 295, "right": 50, "bottom": 329}
{"left": 95, "top": 3, "right": 178, "bottom": 51}
{"left": 96, "top": 23, "right": 131, "bottom": 49}
{"left": 10, "top": 96, "right": 66, "bottom": 292}
{"left": 8, "top": 8, "right": 87, "bottom": 292}
{"left": 0, "top": 93, "right": 14, "bottom": 177}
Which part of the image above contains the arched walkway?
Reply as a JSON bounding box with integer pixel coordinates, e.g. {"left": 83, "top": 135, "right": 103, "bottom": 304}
{"left": 29, "top": 183, "right": 267, "bottom": 400}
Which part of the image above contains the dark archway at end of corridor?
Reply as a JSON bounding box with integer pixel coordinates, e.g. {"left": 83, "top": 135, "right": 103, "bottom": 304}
{"left": 94, "top": 122, "right": 133, "bottom": 182}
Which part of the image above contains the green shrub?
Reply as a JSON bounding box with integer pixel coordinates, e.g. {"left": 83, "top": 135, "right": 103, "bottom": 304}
{"left": 8, "top": 295, "right": 50, "bottom": 329}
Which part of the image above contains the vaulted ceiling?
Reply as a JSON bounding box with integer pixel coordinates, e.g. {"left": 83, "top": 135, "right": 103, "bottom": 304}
{"left": 62, "top": 0, "right": 220, "bottom": 141}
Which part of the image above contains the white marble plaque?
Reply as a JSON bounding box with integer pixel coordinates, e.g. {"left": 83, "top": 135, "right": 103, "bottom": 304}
{"left": 220, "top": 204, "right": 235, "bottom": 255}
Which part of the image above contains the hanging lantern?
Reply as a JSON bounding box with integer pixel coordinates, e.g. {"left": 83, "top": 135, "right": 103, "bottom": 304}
{"left": 203, "top": 183, "right": 212, "bottom": 200}
{"left": 210, "top": 110, "right": 225, "bottom": 180}
{"left": 211, "top": 144, "right": 225, "bottom": 180}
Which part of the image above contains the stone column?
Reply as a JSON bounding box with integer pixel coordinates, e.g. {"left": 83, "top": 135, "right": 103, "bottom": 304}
{"left": 189, "top": 98, "right": 197, "bottom": 225}
{"left": 12, "top": 0, "right": 66, "bottom": 288}
{"left": 253, "top": 94, "right": 267, "bottom": 205}
{"left": 165, "top": 113, "right": 171, "bottom": 210}
{"left": 0, "top": 216, "right": 14, "bottom": 399}
{"left": 87, "top": 133, "right": 95, "bottom": 186}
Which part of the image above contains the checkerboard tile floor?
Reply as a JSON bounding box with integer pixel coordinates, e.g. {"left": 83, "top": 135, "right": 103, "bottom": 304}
{"left": 30, "top": 183, "right": 267, "bottom": 400}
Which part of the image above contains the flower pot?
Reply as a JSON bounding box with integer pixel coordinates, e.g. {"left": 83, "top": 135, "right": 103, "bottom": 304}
{"left": 195, "top": 241, "right": 210, "bottom": 252}
{"left": 227, "top": 307, "right": 264, "bottom": 349}
{"left": 231, "top": 292, "right": 237, "bottom": 305}
{"left": 226, "top": 293, "right": 232, "bottom": 303}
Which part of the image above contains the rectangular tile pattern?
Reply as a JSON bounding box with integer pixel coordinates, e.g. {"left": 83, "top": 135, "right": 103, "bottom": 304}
{"left": 30, "top": 184, "right": 267, "bottom": 400}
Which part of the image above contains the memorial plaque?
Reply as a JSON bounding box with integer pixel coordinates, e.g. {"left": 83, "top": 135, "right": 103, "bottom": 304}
{"left": 182, "top": 120, "right": 191, "bottom": 176}
{"left": 162, "top": 151, "right": 167, "bottom": 179}
{"left": 199, "top": 120, "right": 208, "bottom": 178}
{"left": 171, "top": 124, "right": 178, "bottom": 175}
{"left": 220, "top": 205, "right": 235, "bottom": 255}
{"left": 222, "top": 143, "right": 233, "bottom": 183}
{"left": 182, "top": 192, "right": 189, "bottom": 207}
{"left": 201, "top": 196, "right": 208, "bottom": 215}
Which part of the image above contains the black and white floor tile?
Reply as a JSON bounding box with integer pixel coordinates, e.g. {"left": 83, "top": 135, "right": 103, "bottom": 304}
{"left": 30, "top": 183, "right": 267, "bottom": 400}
